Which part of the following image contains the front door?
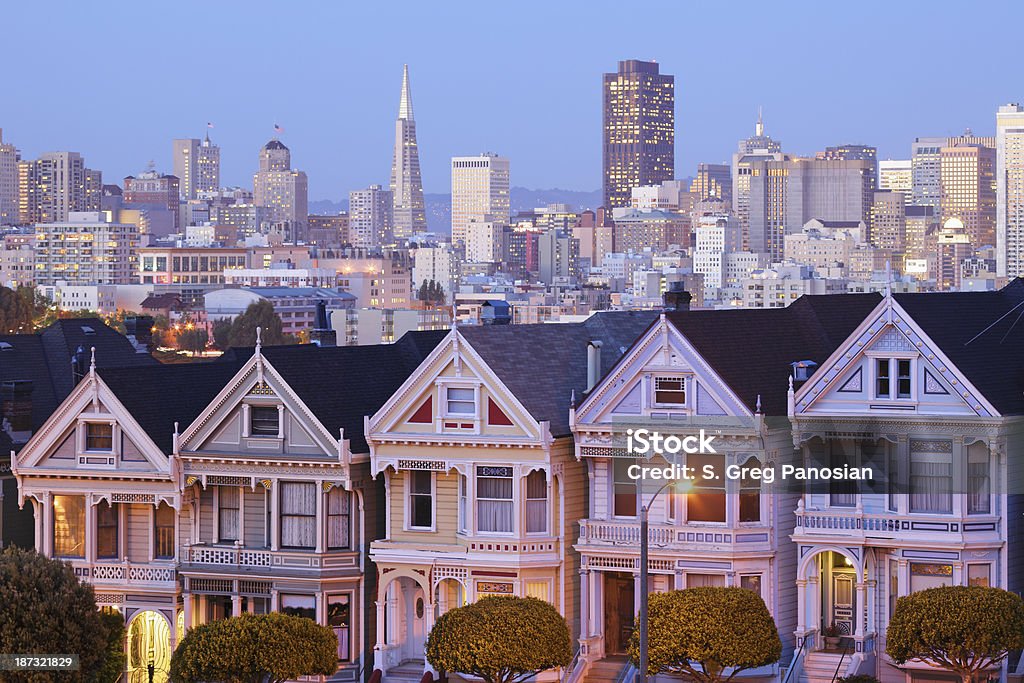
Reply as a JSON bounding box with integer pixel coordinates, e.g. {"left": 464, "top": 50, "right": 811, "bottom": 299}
{"left": 403, "top": 582, "right": 427, "bottom": 663}
{"left": 603, "top": 572, "right": 635, "bottom": 655}
{"left": 831, "top": 572, "right": 855, "bottom": 637}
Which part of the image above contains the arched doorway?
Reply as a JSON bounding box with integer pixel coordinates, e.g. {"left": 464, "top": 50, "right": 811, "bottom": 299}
{"left": 434, "top": 578, "right": 466, "bottom": 618}
{"left": 127, "top": 610, "right": 171, "bottom": 683}
{"left": 797, "top": 548, "right": 868, "bottom": 650}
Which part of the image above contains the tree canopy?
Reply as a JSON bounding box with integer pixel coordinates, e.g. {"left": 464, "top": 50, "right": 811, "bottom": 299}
{"left": 169, "top": 612, "right": 337, "bottom": 683}
{"left": 0, "top": 546, "right": 117, "bottom": 682}
{"left": 0, "top": 285, "right": 36, "bottom": 333}
{"left": 426, "top": 596, "right": 572, "bottom": 683}
{"left": 630, "top": 587, "right": 782, "bottom": 683}
{"left": 886, "top": 585, "right": 1024, "bottom": 683}
{"left": 218, "top": 300, "right": 294, "bottom": 348}
{"left": 417, "top": 279, "right": 446, "bottom": 307}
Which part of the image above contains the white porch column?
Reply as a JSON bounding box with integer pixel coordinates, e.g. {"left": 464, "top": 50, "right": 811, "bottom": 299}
{"left": 237, "top": 486, "right": 246, "bottom": 546}
{"left": 182, "top": 591, "right": 193, "bottom": 632}
{"left": 41, "top": 495, "right": 52, "bottom": 556}
{"left": 85, "top": 498, "right": 96, "bottom": 562}
{"left": 952, "top": 562, "right": 964, "bottom": 586}
{"left": 866, "top": 579, "right": 877, "bottom": 635}
{"left": 231, "top": 580, "right": 242, "bottom": 617}
{"left": 796, "top": 579, "right": 808, "bottom": 634}
{"left": 198, "top": 595, "right": 208, "bottom": 624}
{"left": 269, "top": 481, "right": 279, "bottom": 551}
{"left": 270, "top": 589, "right": 279, "bottom": 611}
{"left": 674, "top": 570, "right": 684, "bottom": 590}
{"left": 579, "top": 569, "right": 590, "bottom": 642}
{"left": 373, "top": 599, "right": 387, "bottom": 671}
{"left": 855, "top": 582, "right": 866, "bottom": 638}
{"left": 808, "top": 574, "right": 821, "bottom": 638}
{"left": 32, "top": 499, "right": 44, "bottom": 554}
{"left": 315, "top": 482, "right": 324, "bottom": 554}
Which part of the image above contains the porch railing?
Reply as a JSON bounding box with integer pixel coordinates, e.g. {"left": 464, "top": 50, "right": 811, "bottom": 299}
{"left": 70, "top": 559, "right": 176, "bottom": 585}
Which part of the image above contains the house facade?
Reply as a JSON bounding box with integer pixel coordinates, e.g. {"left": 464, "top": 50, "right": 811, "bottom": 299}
{"left": 790, "top": 284, "right": 1024, "bottom": 683}
{"left": 366, "top": 312, "right": 656, "bottom": 681}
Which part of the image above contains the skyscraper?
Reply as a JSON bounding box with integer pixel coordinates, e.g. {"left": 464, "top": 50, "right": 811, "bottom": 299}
{"left": 602, "top": 60, "right": 674, "bottom": 210}
{"left": 17, "top": 151, "right": 101, "bottom": 225}
{"left": 253, "top": 139, "right": 309, "bottom": 242}
{"left": 123, "top": 167, "right": 181, "bottom": 229}
{"left": 939, "top": 142, "right": 996, "bottom": 249}
{"left": 349, "top": 184, "right": 393, "bottom": 248}
{"left": 451, "top": 153, "right": 510, "bottom": 245}
{"left": 173, "top": 134, "right": 220, "bottom": 200}
{"left": 0, "top": 130, "right": 18, "bottom": 225}
{"left": 911, "top": 137, "right": 945, "bottom": 212}
{"left": 879, "top": 160, "right": 912, "bottom": 194}
{"left": 690, "top": 163, "right": 732, "bottom": 204}
{"left": 389, "top": 65, "right": 426, "bottom": 238}
{"left": 818, "top": 144, "right": 878, "bottom": 187}
{"left": 996, "top": 103, "right": 1024, "bottom": 277}
{"left": 732, "top": 111, "right": 783, "bottom": 250}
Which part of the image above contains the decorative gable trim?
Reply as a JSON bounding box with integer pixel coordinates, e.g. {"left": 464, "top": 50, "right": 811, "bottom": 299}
{"left": 837, "top": 367, "right": 863, "bottom": 393}
{"left": 408, "top": 397, "right": 433, "bottom": 424}
{"left": 923, "top": 368, "right": 950, "bottom": 395}
{"left": 487, "top": 398, "right": 514, "bottom": 426}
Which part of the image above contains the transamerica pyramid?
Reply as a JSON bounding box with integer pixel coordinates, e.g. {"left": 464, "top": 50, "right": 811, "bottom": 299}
{"left": 389, "top": 64, "right": 427, "bottom": 238}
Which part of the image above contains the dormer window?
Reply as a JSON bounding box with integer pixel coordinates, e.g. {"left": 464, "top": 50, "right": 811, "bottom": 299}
{"left": 250, "top": 406, "right": 280, "bottom": 437}
{"left": 654, "top": 377, "right": 685, "bottom": 405}
{"left": 86, "top": 423, "right": 113, "bottom": 451}
{"left": 876, "top": 358, "right": 912, "bottom": 399}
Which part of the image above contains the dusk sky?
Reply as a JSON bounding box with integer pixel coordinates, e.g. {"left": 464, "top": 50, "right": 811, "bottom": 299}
{"left": 3, "top": 0, "right": 1021, "bottom": 201}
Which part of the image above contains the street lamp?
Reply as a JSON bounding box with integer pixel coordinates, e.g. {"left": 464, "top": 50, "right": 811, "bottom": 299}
{"left": 638, "top": 477, "right": 692, "bottom": 683}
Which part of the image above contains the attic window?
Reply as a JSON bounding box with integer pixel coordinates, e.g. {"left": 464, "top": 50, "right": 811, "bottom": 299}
{"left": 86, "top": 423, "right": 113, "bottom": 451}
{"left": 654, "top": 377, "right": 685, "bottom": 405}
{"left": 250, "top": 406, "right": 280, "bottom": 437}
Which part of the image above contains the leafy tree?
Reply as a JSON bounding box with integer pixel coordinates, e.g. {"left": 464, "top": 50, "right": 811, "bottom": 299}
{"left": 417, "top": 279, "right": 446, "bottom": 307}
{"left": 211, "top": 318, "right": 233, "bottom": 350}
{"left": 629, "top": 587, "right": 782, "bottom": 683}
{"left": 0, "top": 285, "right": 36, "bottom": 333}
{"left": 96, "top": 610, "right": 127, "bottom": 683}
{"left": 886, "top": 585, "right": 1024, "bottom": 683}
{"left": 176, "top": 328, "right": 209, "bottom": 354}
{"left": 0, "top": 545, "right": 115, "bottom": 682}
{"left": 226, "top": 300, "right": 293, "bottom": 347}
{"left": 426, "top": 595, "right": 571, "bottom": 683}
{"left": 169, "top": 612, "right": 337, "bottom": 683}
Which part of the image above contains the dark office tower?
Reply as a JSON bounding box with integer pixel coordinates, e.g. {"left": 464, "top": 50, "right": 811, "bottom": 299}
{"left": 818, "top": 144, "right": 879, "bottom": 189}
{"left": 602, "top": 60, "right": 675, "bottom": 210}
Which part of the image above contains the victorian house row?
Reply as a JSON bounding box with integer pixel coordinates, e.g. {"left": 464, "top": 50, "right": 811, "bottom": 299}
{"left": 9, "top": 284, "right": 1024, "bottom": 683}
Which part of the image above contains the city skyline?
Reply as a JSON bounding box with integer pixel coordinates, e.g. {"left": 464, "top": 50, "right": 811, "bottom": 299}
{"left": 3, "top": 1, "right": 1022, "bottom": 200}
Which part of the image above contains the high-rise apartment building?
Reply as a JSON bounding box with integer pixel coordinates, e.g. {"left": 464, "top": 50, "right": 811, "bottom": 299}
{"left": 939, "top": 142, "right": 996, "bottom": 249}
{"left": 996, "top": 103, "right": 1024, "bottom": 277}
{"left": 451, "top": 153, "right": 510, "bottom": 245}
{"left": 349, "top": 185, "right": 393, "bottom": 248}
{"left": 123, "top": 168, "right": 181, "bottom": 229}
{"left": 253, "top": 140, "right": 309, "bottom": 242}
{"left": 602, "top": 60, "right": 674, "bottom": 209}
{"left": 690, "top": 163, "right": 732, "bottom": 204}
{"left": 879, "top": 159, "right": 912, "bottom": 194}
{"left": 172, "top": 135, "right": 220, "bottom": 201}
{"left": 34, "top": 211, "right": 138, "bottom": 285}
{"left": 389, "top": 65, "right": 426, "bottom": 238}
{"left": 732, "top": 113, "right": 783, "bottom": 249}
{"left": 17, "top": 152, "right": 101, "bottom": 225}
{"left": 911, "top": 137, "right": 945, "bottom": 212}
{"left": 0, "top": 130, "right": 18, "bottom": 225}
{"left": 869, "top": 190, "right": 907, "bottom": 255}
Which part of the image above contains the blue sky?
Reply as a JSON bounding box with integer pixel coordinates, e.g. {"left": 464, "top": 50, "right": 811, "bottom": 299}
{"left": 2, "top": 0, "right": 1020, "bottom": 200}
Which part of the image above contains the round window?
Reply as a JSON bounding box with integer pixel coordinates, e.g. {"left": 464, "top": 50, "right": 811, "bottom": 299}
{"left": 415, "top": 597, "right": 424, "bottom": 619}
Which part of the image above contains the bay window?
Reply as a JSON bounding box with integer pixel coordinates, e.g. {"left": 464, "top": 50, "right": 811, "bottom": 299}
{"left": 477, "top": 466, "right": 513, "bottom": 533}
{"left": 155, "top": 502, "right": 175, "bottom": 559}
{"left": 280, "top": 594, "right": 316, "bottom": 620}
{"left": 408, "top": 471, "right": 433, "bottom": 529}
{"left": 687, "top": 453, "right": 725, "bottom": 523}
{"left": 967, "top": 443, "right": 991, "bottom": 515}
{"left": 96, "top": 500, "right": 118, "bottom": 559}
{"left": 909, "top": 441, "right": 952, "bottom": 514}
{"left": 738, "top": 456, "right": 761, "bottom": 522}
{"left": 327, "top": 594, "right": 352, "bottom": 662}
{"left": 327, "top": 487, "right": 350, "bottom": 550}
{"left": 612, "top": 458, "right": 637, "bottom": 517}
{"left": 526, "top": 470, "right": 547, "bottom": 534}
{"left": 280, "top": 482, "right": 316, "bottom": 549}
{"left": 217, "top": 487, "right": 240, "bottom": 542}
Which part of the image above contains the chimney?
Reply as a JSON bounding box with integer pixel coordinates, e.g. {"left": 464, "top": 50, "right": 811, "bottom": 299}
{"left": 663, "top": 281, "right": 692, "bottom": 311}
{"left": 72, "top": 345, "right": 87, "bottom": 385}
{"left": 586, "top": 340, "right": 603, "bottom": 391}
{"left": 309, "top": 300, "right": 337, "bottom": 347}
{"left": 124, "top": 315, "right": 155, "bottom": 352}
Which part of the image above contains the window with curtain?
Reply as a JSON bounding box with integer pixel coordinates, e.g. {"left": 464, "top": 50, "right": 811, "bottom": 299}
{"left": 218, "top": 487, "right": 240, "bottom": 542}
{"left": 458, "top": 474, "right": 467, "bottom": 533}
{"left": 409, "top": 471, "right": 433, "bottom": 529}
{"left": 280, "top": 482, "right": 316, "bottom": 548}
{"left": 328, "top": 594, "right": 351, "bottom": 661}
{"left": 86, "top": 423, "right": 113, "bottom": 451}
{"left": 53, "top": 495, "right": 85, "bottom": 558}
{"left": 96, "top": 501, "right": 118, "bottom": 559}
{"left": 967, "top": 443, "right": 990, "bottom": 515}
{"left": 909, "top": 562, "right": 952, "bottom": 592}
{"left": 687, "top": 453, "right": 726, "bottom": 522}
{"left": 738, "top": 456, "right": 761, "bottom": 522}
{"left": 968, "top": 564, "right": 990, "bottom": 587}
{"left": 909, "top": 442, "right": 952, "bottom": 514}
{"left": 327, "top": 487, "right": 350, "bottom": 550}
{"left": 686, "top": 573, "right": 725, "bottom": 588}
{"left": 829, "top": 441, "right": 857, "bottom": 507}
{"left": 155, "top": 502, "right": 175, "bottom": 559}
{"left": 613, "top": 458, "right": 637, "bottom": 517}
{"left": 740, "top": 574, "right": 762, "bottom": 595}
{"left": 477, "top": 466, "right": 513, "bottom": 533}
{"left": 526, "top": 470, "right": 547, "bottom": 534}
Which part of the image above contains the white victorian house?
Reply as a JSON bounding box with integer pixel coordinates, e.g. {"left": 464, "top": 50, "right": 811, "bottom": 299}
{"left": 790, "top": 283, "right": 1024, "bottom": 683}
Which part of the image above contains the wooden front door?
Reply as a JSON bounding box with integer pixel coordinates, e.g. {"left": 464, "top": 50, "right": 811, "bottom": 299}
{"left": 604, "top": 572, "right": 635, "bottom": 655}
{"left": 831, "top": 573, "right": 855, "bottom": 637}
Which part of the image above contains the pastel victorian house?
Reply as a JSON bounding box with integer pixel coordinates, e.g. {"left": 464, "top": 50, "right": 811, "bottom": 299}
{"left": 790, "top": 283, "right": 1024, "bottom": 683}
{"left": 569, "top": 295, "right": 878, "bottom": 681}
{"left": 366, "top": 312, "right": 655, "bottom": 681}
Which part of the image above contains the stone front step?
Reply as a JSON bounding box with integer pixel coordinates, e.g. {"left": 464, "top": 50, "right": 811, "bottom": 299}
{"left": 582, "top": 655, "right": 632, "bottom": 683}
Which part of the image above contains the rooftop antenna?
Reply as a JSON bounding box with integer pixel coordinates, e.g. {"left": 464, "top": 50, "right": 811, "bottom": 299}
{"left": 755, "top": 106, "right": 764, "bottom": 137}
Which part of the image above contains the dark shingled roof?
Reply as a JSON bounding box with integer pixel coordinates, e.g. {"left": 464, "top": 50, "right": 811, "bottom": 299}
{"left": 459, "top": 311, "right": 660, "bottom": 437}
{"left": 894, "top": 279, "right": 1024, "bottom": 415}
{"left": 101, "top": 330, "right": 448, "bottom": 454}
{"left": 664, "top": 294, "right": 883, "bottom": 416}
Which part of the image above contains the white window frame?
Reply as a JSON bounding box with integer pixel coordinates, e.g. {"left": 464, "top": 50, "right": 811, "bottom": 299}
{"left": 651, "top": 375, "right": 687, "bottom": 408}
{"left": 868, "top": 354, "right": 916, "bottom": 401}
{"left": 524, "top": 469, "right": 549, "bottom": 535}
{"left": 405, "top": 470, "right": 436, "bottom": 532}
{"left": 441, "top": 384, "right": 479, "bottom": 419}
{"left": 81, "top": 420, "right": 116, "bottom": 454}
{"left": 475, "top": 466, "right": 515, "bottom": 536}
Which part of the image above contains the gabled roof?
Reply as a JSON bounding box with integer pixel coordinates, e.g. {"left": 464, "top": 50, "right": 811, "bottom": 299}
{"left": 664, "top": 294, "right": 883, "bottom": 415}
{"left": 98, "top": 361, "right": 245, "bottom": 453}
{"left": 459, "top": 311, "right": 660, "bottom": 437}
{"left": 894, "top": 279, "right": 1024, "bottom": 415}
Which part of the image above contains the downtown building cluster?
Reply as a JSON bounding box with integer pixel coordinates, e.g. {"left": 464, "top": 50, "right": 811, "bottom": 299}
{"left": 1, "top": 283, "right": 1024, "bottom": 683}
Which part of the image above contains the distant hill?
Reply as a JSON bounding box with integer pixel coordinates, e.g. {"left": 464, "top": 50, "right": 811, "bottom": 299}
{"left": 310, "top": 187, "right": 602, "bottom": 234}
